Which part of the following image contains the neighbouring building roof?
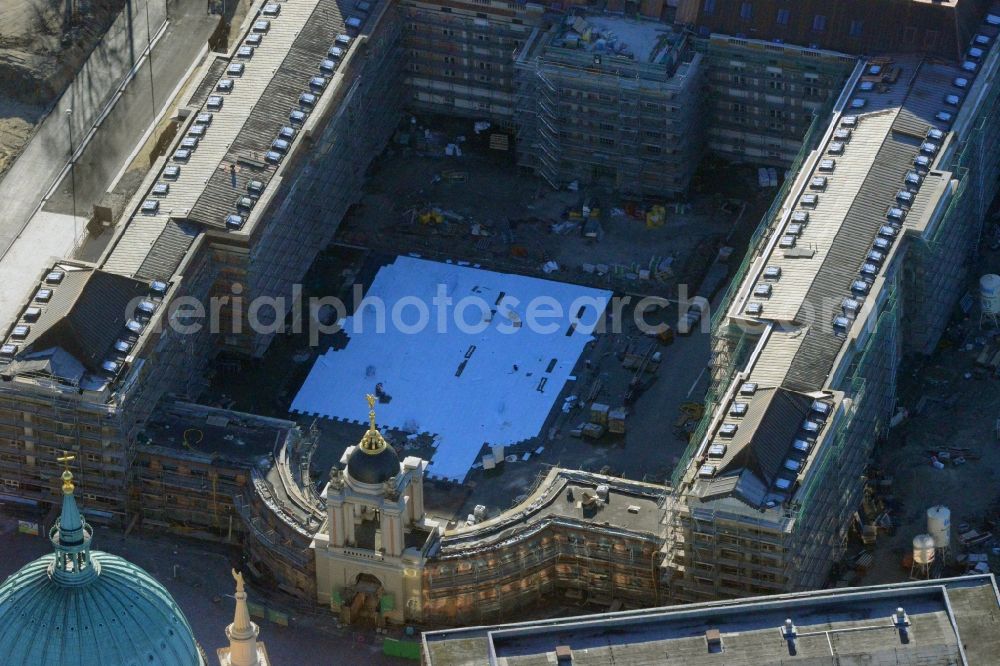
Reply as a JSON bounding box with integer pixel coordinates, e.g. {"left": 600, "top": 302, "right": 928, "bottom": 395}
{"left": 422, "top": 574, "right": 1000, "bottom": 666}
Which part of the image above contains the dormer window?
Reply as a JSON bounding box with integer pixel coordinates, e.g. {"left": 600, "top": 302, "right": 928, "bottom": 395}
{"left": 811, "top": 400, "right": 831, "bottom": 416}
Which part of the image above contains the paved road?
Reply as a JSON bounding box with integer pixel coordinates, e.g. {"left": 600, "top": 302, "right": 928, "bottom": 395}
{"left": 0, "top": 0, "right": 167, "bottom": 256}
{"left": 45, "top": 0, "right": 219, "bottom": 216}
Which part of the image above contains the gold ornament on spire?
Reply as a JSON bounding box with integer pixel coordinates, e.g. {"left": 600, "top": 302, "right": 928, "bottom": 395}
{"left": 232, "top": 568, "right": 245, "bottom": 594}
{"left": 56, "top": 451, "right": 75, "bottom": 494}
{"left": 359, "top": 393, "right": 388, "bottom": 454}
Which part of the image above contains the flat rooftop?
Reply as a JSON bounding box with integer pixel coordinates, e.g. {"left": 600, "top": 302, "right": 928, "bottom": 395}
{"left": 423, "top": 574, "right": 1000, "bottom": 665}
{"left": 291, "top": 256, "right": 611, "bottom": 482}
{"left": 140, "top": 400, "right": 293, "bottom": 465}
{"left": 553, "top": 14, "right": 682, "bottom": 64}
{"left": 436, "top": 469, "right": 663, "bottom": 557}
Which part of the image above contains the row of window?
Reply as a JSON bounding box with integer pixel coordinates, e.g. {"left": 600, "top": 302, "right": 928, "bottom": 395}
{"left": 705, "top": 0, "right": 863, "bottom": 36}
{"left": 411, "top": 90, "right": 495, "bottom": 111}
{"left": 729, "top": 78, "right": 825, "bottom": 97}
{"left": 411, "top": 63, "right": 497, "bottom": 82}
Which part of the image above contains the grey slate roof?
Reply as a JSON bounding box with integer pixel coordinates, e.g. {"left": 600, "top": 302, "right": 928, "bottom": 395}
{"left": 102, "top": 218, "right": 198, "bottom": 282}
{"left": 8, "top": 268, "right": 150, "bottom": 374}
{"left": 187, "top": 57, "right": 229, "bottom": 108}
{"left": 188, "top": 0, "right": 347, "bottom": 228}
{"left": 784, "top": 131, "right": 920, "bottom": 392}
{"left": 135, "top": 220, "right": 198, "bottom": 281}
{"left": 714, "top": 387, "right": 814, "bottom": 487}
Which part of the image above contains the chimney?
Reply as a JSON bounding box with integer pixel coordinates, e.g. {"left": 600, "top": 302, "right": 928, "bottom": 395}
{"left": 706, "top": 628, "right": 723, "bottom": 653}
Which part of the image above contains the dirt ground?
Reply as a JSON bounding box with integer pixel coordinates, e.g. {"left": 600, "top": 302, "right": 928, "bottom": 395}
{"left": 832, "top": 236, "right": 1000, "bottom": 588}
{"left": 338, "top": 117, "right": 754, "bottom": 300}
{"left": 0, "top": 0, "right": 127, "bottom": 176}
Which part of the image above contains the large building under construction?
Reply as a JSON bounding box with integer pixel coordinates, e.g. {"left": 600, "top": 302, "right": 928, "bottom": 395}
{"left": 0, "top": 0, "right": 999, "bottom": 631}
{"left": 513, "top": 14, "right": 703, "bottom": 195}
{"left": 665, "top": 45, "right": 1000, "bottom": 600}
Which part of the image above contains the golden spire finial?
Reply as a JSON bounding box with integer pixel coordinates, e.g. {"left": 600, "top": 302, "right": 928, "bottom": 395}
{"left": 56, "top": 451, "right": 75, "bottom": 494}
{"left": 366, "top": 393, "right": 377, "bottom": 429}
{"left": 359, "top": 394, "right": 387, "bottom": 453}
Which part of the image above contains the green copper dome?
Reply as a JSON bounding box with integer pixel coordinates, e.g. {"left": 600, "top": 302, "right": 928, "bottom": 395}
{"left": 0, "top": 465, "right": 206, "bottom": 666}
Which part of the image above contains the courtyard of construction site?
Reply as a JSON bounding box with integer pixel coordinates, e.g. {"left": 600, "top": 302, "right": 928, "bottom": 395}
{"left": 202, "top": 113, "right": 772, "bottom": 525}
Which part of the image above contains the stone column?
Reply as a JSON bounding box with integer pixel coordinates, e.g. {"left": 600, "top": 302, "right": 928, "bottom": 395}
{"left": 381, "top": 505, "right": 404, "bottom": 557}
{"left": 343, "top": 502, "right": 356, "bottom": 546}
{"left": 328, "top": 497, "right": 345, "bottom": 547}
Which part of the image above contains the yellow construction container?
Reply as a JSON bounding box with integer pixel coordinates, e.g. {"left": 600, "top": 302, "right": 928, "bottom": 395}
{"left": 419, "top": 208, "right": 443, "bottom": 225}
{"left": 646, "top": 205, "right": 666, "bottom": 229}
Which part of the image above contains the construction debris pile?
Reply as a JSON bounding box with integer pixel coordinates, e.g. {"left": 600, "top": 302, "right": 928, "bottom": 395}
{"left": 554, "top": 15, "right": 677, "bottom": 65}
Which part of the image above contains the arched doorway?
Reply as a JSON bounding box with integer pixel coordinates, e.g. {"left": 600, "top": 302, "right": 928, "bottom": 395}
{"left": 347, "top": 572, "right": 384, "bottom": 627}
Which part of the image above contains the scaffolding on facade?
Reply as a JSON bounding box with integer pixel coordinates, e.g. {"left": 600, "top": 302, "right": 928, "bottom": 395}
{"left": 513, "top": 22, "right": 700, "bottom": 196}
